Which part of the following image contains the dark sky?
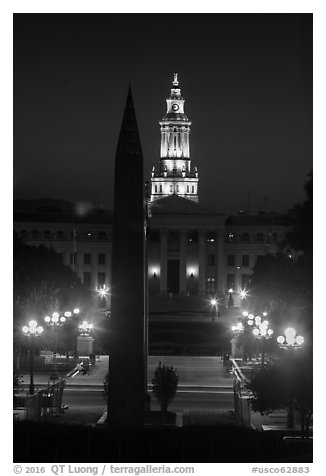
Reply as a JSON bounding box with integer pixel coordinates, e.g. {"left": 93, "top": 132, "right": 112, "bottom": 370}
{"left": 13, "top": 13, "right": 312, "bottom": 215}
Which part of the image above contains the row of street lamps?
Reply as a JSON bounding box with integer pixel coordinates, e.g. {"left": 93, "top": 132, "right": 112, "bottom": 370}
{"left": 231, "top": 311, "right": 305, "bottom": 366}
{"left": 22, "top": 308, "right": 94, "bottom": 395}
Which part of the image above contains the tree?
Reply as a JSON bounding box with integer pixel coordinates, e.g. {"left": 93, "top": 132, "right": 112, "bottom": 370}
{"left": 249, "top": 172, "right": 313, "bottom": 337}
{"left": 152, "top": 362, "right": 179, "bottom": 422}
{"left": 13, "top": 233, "right": 93, "bottom": 359}
{"left": 248, "top": 351, "right": 312, "bottom": 438}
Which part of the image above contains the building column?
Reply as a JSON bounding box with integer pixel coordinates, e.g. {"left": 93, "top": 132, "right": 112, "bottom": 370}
{"left": 179, "top": 231, "right": 187, "bottom": 294}
{"left": 198, "top": 230, "right": 206, "bottom": 294}
{"left": 216, "top": 229, "right": 225, "bottom": 294}
{"left": 160, "top": 230, "right": 167, "bottom": 293}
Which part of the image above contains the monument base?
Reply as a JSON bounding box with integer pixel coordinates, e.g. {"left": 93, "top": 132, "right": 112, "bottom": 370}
{"left": 77, "top": 336, "right": 94, "bottom": 356}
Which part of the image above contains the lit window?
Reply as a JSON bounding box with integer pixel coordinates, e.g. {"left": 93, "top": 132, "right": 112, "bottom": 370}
{"left": 206, "top": 231, "right": 216, "bottom": 242}
{"left": 206, "top": 277, "right": 216, "bottom": 294}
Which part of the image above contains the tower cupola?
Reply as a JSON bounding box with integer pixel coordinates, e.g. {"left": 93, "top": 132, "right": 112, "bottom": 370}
{"left": 150, "top": 74, "right": 199, "bottom": 203}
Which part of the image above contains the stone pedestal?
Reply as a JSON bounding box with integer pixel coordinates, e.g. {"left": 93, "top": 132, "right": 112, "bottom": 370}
{"left": 77, "top": 336, "right": 94, "bottom": 356}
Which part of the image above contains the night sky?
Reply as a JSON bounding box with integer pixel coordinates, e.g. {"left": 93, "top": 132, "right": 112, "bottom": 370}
{"left": 13, "top": 13, "right": 312, "bottom": 215}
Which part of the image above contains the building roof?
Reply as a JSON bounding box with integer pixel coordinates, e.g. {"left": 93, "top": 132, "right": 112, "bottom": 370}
{"left": 149, "top": 195, "right": 223, "bottom": 217}
{"left": 13, "top": 199, "right": 113, "bottom": 224}
{"left": 225, "top": 213, "right": 286, "bottom": 227}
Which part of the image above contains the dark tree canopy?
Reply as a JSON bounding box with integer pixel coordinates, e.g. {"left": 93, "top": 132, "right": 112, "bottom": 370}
{"left": 13, "top": 233, "right": 93, "bottom": 331}
{"left": 248, "top": 351, "right": 312, "bottom": 438}
{"left": 250, "top": 172, "right": 313, "bottom": 336}
{"left": 286, "top": 171, "right": 312, "bottom": 257}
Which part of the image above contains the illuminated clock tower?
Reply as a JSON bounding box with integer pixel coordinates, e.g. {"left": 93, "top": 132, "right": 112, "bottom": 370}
{"left": 150, "top": 73, "right": 199, "bottom": 202}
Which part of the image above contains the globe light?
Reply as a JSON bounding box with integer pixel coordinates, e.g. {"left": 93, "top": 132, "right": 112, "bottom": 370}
{"left": 296, "top": 335, "right": 304, "bottom": 345}
{"left": 255, "top": 316, "right": 261, "bottom": 326}
{"left": 73, "top": 308, "right": 80, "bottom": 315}
{"left": 267, "top": 329, "right": 274, "bottom": 336}
{"left": 253, "top": 328, "right": 260, "bottom": 337}
{"left": 284, "top": 327, "right": 296, "bottom": 345}
{"left": 277, "top": 335, "right": 285, "bottom": 344}
{"left": 59, "top": 316, "right": 66, "bottom": 323}
{"left": 36, "top": 326, "right": 43, "bottom": 334}
{"left": 44, "top": 316, "right": 51, "bottom": 323}
{"left": 22, "top": 326, "right": 29, "bottom": 334}
{"left": 29, "top": 320, "right": 37, "bottom": 329}
{"left": 285, "top": 327, "right": 296, "bottom": 340}
{"left": 263, "top": 312, "right": 268, "bottom": 317}
{"left": 242, "top": 311, "right": 249, "bottom": 317}
{"left": 247, "top": 319, "right": 254, "bottom": 326}
{"left": 52, "top": 313, "right": 59, "bottom": 323}
{"left": 211, "top": 298, "right": 217, "bottom": 306}
{"left": 64, "top": 311, "right": 72, "bottom": 318}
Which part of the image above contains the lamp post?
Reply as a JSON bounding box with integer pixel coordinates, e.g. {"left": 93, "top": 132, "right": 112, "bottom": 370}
{"left": 277, "top": 327, "right": 304, "bottom": 349}
{"left": 44, "top": 312, "right": 67, "bottom": 379}
{"left": 78, "top": 320, "right": 93, "bottom": 336}
{"left": 22, "top": 320, "right": 43, "bottom": 395}
{"left": 210, "top": 298, "right": 218, "bottom": 321}
{"left": 44, "top": 313, "right": 66, "bottom": 356}
{"left": 277, "top": 328, "right": 304, "bottom": 429}
{"left": 252, "top": 318, "right": 274, "bottom": 367}
{"left": 227, "top": 288, "right": 234, "bottom": 308}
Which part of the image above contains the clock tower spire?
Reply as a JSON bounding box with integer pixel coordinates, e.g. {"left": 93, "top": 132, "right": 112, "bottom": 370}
{"left": 150, "top": 74, "right": 199, "bottom": 202}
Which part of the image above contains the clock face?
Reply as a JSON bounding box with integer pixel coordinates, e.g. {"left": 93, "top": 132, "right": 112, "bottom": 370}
{"left": 172, "top": 103, "right": 179, "bottom": 112}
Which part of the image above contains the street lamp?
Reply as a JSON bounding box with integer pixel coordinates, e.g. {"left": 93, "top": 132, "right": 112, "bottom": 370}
{"left": 78, "top": 320, "right": 93, "bottom": 337}
{"left": 227, "top": 288, "right": 234, "bottom": 308}
{"left": 277, "top": 327, "right": 304, "bottom": 348}
{"left": 210, "top": 298, "right": 218, "bottom": 321}
{"left": 63, "top": 308, "right": 80, "bottom": 319}
{"left": 252, "top": 319, "right": 274, "bottom": 366}
{"left": 44, "top": 312, "right": 67, "bottom": 378}
{"left": 22, "top": 320, "right": 43, "bottom": 395}
{"left": 277, "top": 328, "right": 304, "bottom": 429}
{"left": 97, "top": 284, "right": 109, "bottom": 300}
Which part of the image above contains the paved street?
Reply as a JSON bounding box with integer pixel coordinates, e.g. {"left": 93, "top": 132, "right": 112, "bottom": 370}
{"left": 21, "top": 355, "right": 234, "bottom": 424}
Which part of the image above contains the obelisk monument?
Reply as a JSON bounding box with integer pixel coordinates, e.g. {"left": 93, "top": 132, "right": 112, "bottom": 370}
{"left": 108, "top": 86, "right": 145, "bottom": 428}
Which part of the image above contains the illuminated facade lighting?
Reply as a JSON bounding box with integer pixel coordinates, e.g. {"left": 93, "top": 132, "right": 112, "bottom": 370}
{"left": 150, "top": 74, "right": 199, "bottom": 203}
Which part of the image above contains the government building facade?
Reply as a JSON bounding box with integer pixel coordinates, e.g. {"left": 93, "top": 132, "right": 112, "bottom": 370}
{"left": 13, "top": 75, "right": 286, "bottom": 311}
